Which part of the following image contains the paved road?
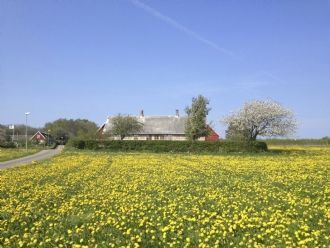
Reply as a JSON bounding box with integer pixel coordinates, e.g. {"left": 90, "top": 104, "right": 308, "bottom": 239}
{"left": 0, "top": 145, "right": 64, "bottom": 170}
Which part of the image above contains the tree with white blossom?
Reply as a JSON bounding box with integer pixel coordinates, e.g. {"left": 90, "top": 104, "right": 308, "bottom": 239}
{"left": 221, "top": 100, "right": 297, "bottom": 141}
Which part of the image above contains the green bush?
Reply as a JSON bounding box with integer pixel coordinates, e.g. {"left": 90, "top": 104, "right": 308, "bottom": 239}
{"left": 67, "top": 138, "right": 86, "bottom": 149}
{"left": 67, "top": 139, "right": 268, "bottom": 153}
{"left": 0, "top": 141, "right": 17, "bottom": 148}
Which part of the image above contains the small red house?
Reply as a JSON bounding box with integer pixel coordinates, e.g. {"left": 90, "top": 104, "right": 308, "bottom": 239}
{"left": 205, "top": 126, "right": 220, "bottom": 141}
{"left": 30, "top": 131, "right": 52, "bottom": 144}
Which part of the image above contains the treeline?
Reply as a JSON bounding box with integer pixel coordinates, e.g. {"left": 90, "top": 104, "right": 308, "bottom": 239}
{"left": 0, "top": 119, "right": 98, "bottom": 147}
{"left": 0, "top": 124, "right": 39, "bottom": 138}
{"left": 0, "top": 124, "right": 39, "bottom": 147}
{"left": 44, "top": 119, "right": 98, "bottom": 143}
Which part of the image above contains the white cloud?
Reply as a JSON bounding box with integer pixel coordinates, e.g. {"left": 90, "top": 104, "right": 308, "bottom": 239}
{"left": 130, "top": 0, "right": 235, "bottom": 58}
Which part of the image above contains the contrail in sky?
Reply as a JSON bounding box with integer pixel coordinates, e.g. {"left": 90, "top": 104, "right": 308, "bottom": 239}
{"left": 130, "top": 0, "right": 235, "bottom": 58}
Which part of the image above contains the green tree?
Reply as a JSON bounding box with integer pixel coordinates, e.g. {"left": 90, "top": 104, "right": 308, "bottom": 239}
{"left": 0, "top": 124, "right": 38, "bottom": 146}
{"left": 0, "top": 125, "right": 7, "bottom": 143}
{"left": 110, "top": 114, "right": 143, "bottom": 140}
{"left": 44, "top": 119, "right": 98, "bottom": 142}
{"left": 4, "top": 124, "right": 38, "bottom": 138}
{"left": 185, "top": 95, "right": 211, "bottom": 141}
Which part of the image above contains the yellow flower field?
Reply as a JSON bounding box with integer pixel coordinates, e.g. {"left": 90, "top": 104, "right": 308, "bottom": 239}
{"left": 0, "top": 146, "right": 329, "bottom": 247}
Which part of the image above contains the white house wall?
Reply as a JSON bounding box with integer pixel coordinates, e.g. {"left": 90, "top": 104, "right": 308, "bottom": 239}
{"left": 109, "top": 135, "right": 188, "bottom": 141}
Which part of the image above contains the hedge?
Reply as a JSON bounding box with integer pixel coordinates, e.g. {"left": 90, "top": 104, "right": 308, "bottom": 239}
{"left": 67, "top": 139, "right": 268, "bottom": 153}
{"left": 264, "top": 138, "right": 330, "bottom": 146}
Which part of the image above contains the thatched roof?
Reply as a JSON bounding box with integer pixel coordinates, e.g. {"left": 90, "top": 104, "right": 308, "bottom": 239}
{"left": 103, "top": 115, "right": 187, "bottom": 135}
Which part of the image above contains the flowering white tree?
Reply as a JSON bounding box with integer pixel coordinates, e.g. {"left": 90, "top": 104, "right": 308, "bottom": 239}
{"left": 222, "top": 100, "right": 297, "bottom": 141}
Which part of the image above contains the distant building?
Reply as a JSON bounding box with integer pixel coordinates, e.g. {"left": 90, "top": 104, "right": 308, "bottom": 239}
{"left": 30, "top": 131, "right": 53, "bottom": 144}
{"left": 97, "top": 110, "right": 219, "bottom": 141}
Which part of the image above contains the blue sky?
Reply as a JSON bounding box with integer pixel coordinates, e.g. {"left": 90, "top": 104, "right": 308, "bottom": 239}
{"left": 1, "top": 0, "right": 329, "bottom": 138}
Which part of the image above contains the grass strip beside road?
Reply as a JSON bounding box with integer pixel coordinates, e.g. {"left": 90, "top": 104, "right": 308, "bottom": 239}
{"left": 0, "top": 148, "right": 43, "bottom": 162}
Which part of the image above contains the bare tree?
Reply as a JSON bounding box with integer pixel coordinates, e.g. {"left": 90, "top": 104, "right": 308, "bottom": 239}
{"left": 221, "top": 100, "right": 297, "bottom": 141}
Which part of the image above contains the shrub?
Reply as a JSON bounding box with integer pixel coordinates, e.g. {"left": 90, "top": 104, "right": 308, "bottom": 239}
{"left": 67, "top": 138, "right": 86, "bottom": 149}
{"left": 67, "top": 139, "right": 268, "bottom": 153}
{"left": 0, "top": 141, "right": 17, "bottom": 148}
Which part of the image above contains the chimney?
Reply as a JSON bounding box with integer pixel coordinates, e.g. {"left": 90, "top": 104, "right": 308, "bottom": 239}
{"left": 140, "top": 110, "right": 144, "bottom": 117}
{"left": 175, "top": 109, "right": 179, "bottom": 117}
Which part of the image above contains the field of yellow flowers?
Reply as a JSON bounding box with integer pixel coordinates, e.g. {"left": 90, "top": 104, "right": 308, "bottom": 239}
{"left": 0, "top": 146, "right": 329, "bottom": 247}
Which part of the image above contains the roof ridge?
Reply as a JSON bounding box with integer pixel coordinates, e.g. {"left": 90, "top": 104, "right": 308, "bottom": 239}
{"left": 138, "top": 115, "right": 186, "bottom": 118}
{"left": 107, "top": 115, "right": 187, "bottom": 118}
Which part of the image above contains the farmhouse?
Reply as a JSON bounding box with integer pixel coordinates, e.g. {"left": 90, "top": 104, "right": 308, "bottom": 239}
{"left": 30, "top": 131, "right": 53, "bottom": 144}
{"left": 97, "top": 110, "right": 219, "bottom": 141}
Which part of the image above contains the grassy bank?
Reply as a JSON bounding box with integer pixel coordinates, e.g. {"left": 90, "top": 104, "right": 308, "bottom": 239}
{"left": 0, "top": 147, "right": 43, "bottom": 162}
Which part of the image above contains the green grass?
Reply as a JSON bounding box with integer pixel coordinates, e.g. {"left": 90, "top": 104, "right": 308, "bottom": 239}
{"left": 0, "top": 147, "right": 43, "bottom": 162}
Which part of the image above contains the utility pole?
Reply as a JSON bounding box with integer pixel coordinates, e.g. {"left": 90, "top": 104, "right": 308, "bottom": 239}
{"left": 9, "top": 125, "right": 15, "bottom": 141}
{"left": 25, "top": 112, "right": 30, "bottom": 151}
{"left": 48, "top": 129, "right": 51, "bottom": 146}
